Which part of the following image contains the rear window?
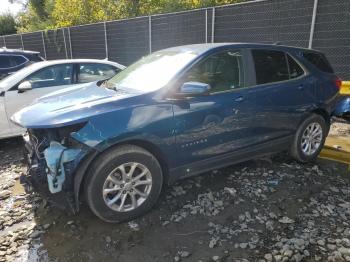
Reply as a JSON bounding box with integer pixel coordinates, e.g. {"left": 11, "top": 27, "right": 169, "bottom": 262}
{"left": 303, "top": 52, "right": 334, "bottom": 73}
{"left": 252, "top": 50, "right": 289, "bottom": 84}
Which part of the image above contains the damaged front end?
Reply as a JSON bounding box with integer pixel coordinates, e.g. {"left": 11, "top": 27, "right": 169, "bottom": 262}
{"left": 23, "top": 123, "right": 93, "bottom": 212}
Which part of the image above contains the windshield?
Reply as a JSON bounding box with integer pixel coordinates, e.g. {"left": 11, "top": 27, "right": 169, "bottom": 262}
{"left": 106, "top": 50, "right": 198, "bottom": 92}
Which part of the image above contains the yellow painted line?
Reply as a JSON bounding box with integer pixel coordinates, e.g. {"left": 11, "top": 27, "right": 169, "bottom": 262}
{"left": 340, "top": 81, "right": 350, "bottom": 95}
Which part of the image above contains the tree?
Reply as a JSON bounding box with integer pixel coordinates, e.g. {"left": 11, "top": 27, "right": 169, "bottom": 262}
{"left": 0, "top": 13, "right": 17, "bottom": 36}
{"left": 16, "top": 0, "right": 247, "bottom": 32}
{"left": 16, "top": 0, "right": 54, "bottom": 32}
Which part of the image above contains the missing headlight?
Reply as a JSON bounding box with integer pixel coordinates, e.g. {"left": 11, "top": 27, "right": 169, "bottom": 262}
{"left": 57, "top": 122, "right": 87, "bottom": 142}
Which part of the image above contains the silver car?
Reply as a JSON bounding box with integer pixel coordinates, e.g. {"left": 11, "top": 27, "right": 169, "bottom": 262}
{"left": 0, "top": 59, "right": 125, "bottom": 139}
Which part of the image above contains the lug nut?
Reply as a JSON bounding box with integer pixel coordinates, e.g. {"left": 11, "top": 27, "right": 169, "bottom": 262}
{"left": 120, "top": 184, "right": 124, "bottom": 188}
{"left": 122, "top": 190, "right": 126, "bottom": 194}
{"left": 132, "top": 182, "right": 135, "bottom": 185}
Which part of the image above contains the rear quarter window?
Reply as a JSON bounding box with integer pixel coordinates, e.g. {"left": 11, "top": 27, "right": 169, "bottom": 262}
{"left": 303, "top": 52, "right": 334, "bottom": 73}
{"left": 10, "top": 55, "right": 28, "bottom": 66}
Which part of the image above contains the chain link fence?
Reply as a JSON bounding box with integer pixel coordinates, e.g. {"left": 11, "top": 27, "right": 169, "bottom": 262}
{"left": 0, "top": 0, "right": 349, "bottom": 79}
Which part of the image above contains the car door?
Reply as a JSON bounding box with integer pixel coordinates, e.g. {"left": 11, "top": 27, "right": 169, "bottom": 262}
{"left": 77, "top": 63, "right": 120, "bottom": 84}
{"left": 245, "top": 49, "right": 312, "bottom": 141}
{"left": 0, "top": 91, "right": 12, "bottom": 138}
{"left": 171, "top": 49, "right": 257, "bottom": 168}
{"left": 5, "top": 63, "right": 74, "bottom": 134}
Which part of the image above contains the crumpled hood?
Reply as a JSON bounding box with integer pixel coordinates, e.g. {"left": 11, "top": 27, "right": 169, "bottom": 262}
{"left": 11, "top": 82, "right": 139, "bottom": 128}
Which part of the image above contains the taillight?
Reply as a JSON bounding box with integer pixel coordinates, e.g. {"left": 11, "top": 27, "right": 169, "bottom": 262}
{"left": 335, "top": 79, "right": 342, "bottom": 90}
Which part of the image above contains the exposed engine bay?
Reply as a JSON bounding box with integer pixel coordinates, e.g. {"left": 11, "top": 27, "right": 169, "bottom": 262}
{"left": 23, "top": 123, "right": 91, "bottom": 212}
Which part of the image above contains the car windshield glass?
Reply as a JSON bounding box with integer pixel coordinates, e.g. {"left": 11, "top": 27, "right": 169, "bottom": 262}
{"left": 106, "top": 50, "right": 198, "bottom": 92}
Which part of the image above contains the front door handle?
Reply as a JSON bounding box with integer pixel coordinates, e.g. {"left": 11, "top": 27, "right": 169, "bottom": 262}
{"left": 297, "top": 85, "right": 304, "bottom": 91}
{"left": 234, "top": 96, "right": 244, "bottom": 102}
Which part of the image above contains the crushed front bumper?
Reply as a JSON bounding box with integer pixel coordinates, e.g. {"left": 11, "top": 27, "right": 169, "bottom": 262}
{"left": 23, "top": 132, "right": 88, "bottom": 213}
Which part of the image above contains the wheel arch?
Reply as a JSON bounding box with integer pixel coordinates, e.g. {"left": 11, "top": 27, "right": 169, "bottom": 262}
{"left": 73, "top": 139, "right": 170, "bottom": 210}
{"left": 310, "top": 107, "right": 331, "bottom": 134}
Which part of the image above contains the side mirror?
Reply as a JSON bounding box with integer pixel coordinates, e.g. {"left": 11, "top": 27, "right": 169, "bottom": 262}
{"left": 178, "top": 82, "right": 210, "bottom": 97}
{"left": 18, "top": 81, "right": 32, "bottom": 92}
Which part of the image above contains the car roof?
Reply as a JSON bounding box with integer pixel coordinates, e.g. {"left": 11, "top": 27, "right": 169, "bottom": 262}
{"left": 31, "top": 59, "right": 125, "bottom": 69}
{"left": 0, "top": 47, "right": 40, "bottom": 55}
{"left": 161, "top": 43, "right": 320, "bottom": 55}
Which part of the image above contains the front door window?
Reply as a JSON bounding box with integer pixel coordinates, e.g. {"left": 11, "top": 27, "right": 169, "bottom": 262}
{"left": 181, "top": 50, "right": 245, "bottom": 93}
{"left": 25, "top": 64, "right": 73, "bottom": 89}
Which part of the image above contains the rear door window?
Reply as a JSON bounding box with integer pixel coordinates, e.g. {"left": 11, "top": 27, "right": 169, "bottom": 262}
{"left": 303, "top": 52, "right": 334, "bottom": 73}
{"left": 78, "top": 63, "right": 119, "bottom": 83}
{"left": 0, "top": 55, "right": 12, "bottom": 69}
{"left": 252, "top": 50, "right": 289, "bottom": 85}
{"left": 0, "top": 55, "right": 28, "bottom": 69}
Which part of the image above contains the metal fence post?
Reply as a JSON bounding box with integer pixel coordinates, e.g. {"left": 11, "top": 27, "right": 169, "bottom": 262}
{"left": 211, "top": 7, "right": 215, "bottom": 43}
{"left": 68, "top": 27, "right": 73, "bottom": 58}
{"left": 308, "top": 0, "right": 318, "bottom": 49}
{"left": 20, "top": 34, "right": 24, "bottom": 50}
{"left": 3, "top": 36, "right": 6, "bottom": 47}
{"left": 41, "top": 31, "right": 47, "bottom": 59}
{"left": 148, "top": 16, "right": 152, "bottom": 54}
{"left": 62, "top": 28, "right": 68, "bottom": 59}
{"left": 205, "top": 9, "right": 208, "bottom": 43}
{"left": 104, "top": 22, "right": 109, "bottom": 59}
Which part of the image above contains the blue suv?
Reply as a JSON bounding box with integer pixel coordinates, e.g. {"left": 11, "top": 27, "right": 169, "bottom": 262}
{"left": 12, "top": 43, "right": 340, "bottom": 222}
{"left": 0, "top": 48, "right": 44, "bottom": 79}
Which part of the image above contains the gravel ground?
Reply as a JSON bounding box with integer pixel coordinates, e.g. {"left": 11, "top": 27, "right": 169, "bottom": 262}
{"left": 0, "top": 122, "right": 349, "bottom": 262}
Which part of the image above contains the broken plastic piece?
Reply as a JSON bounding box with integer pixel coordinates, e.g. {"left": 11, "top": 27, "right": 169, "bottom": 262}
{"left": 44, "top": 141, "right": 81, "bottom": 193}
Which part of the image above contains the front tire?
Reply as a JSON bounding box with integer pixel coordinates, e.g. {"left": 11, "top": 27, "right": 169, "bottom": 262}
{"left": 84, "top": 145, "right": 163, "bottom": 223}
{"left": 291, "top": 114, "right": 327, "bottom": 163}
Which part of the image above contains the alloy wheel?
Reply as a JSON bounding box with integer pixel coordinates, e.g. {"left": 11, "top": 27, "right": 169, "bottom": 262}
{"left": 102, "top": 162, "right": 152, "bottom": 212}
{"left": 301, "top": 122, "right": 323, "bottom": 156}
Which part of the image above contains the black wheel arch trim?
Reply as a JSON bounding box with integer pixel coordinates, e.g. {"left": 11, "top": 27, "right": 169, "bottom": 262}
{"left": 73, "top": 150, "right": 99, "bottom": 211}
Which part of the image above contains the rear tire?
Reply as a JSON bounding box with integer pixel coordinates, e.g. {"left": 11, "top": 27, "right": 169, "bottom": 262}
{"left": 84, "top": 145, "right": 163, "bottom": 223}
{"left": 291, "top": 114, "right": 327, "bottom": 163}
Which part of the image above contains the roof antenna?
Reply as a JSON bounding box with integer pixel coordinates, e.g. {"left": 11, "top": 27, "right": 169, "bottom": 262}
{"left": 274, "top": 41, "right": 282, "bottom": 45}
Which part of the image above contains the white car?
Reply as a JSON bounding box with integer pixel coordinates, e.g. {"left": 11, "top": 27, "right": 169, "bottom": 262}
{"left": 0, "top": 59, "right": 125, "bottom": 139}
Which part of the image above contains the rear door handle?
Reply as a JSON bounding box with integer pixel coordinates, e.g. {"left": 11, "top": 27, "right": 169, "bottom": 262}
{"left": 298, "top": 85, "right": 304, "bottom": 91}
{"left": 234, "top": 96, "right": 244, "bottom": 102}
